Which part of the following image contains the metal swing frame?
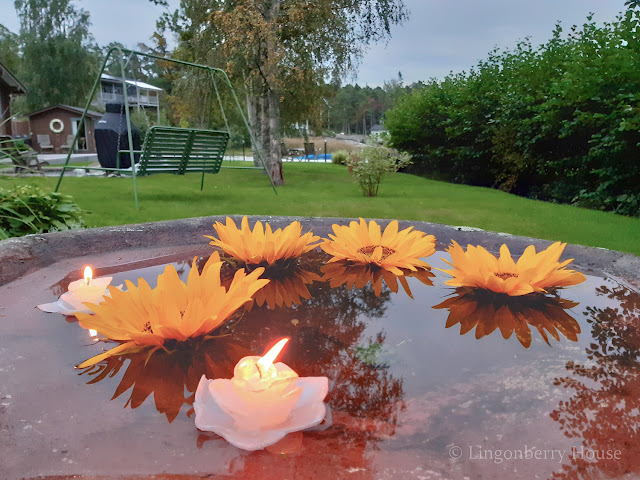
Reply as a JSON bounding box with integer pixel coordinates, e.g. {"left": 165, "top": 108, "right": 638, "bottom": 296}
{"left": 54, "top": 46, "right": 277, "bottom": 209}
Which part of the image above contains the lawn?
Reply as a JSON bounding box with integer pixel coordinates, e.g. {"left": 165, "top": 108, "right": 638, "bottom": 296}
{"left": 1, "top": 162, "right": 639, "bottom": 255}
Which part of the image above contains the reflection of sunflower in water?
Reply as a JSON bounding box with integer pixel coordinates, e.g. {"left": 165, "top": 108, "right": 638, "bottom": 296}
{"left": 438, "top": 241, "right": 586, "bottom": 296}
{"left": 321, "top": 218, "right": 436, "bottom": 274}
{"left": 79, "top": 339, "right": 251, "bottom": 423}
{"left": 205, "top": 216, "right": 321, "bottom": 267}
{"left": 252, "top": 269, "right": 322, "bottom": 310}
{"left": 433, "top": 288, "right": 581, "bottom": 348}
{"left": 322, "top": 260, "right": 434, "bottom": 298}
{"left": 76, "top": 252, "right": 269, "bottom": 368}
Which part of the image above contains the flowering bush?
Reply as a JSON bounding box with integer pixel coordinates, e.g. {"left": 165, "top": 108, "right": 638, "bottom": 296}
{"left": 346, "top": 143, "right": 411, "bottom": 196}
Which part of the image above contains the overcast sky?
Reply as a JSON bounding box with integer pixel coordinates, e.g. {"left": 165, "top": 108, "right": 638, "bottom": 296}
{"left": 0, "top": 0, "right": 630, "bottom": 86}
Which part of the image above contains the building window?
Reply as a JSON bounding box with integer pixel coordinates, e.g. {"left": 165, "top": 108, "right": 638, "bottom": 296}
{"left": 71, "top": 119, "right": 88, "bottom": 150}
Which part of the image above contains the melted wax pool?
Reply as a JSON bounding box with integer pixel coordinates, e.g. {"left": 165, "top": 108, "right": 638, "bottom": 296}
{"left": 0, "top": 249, "right": 638, "bottom": 480}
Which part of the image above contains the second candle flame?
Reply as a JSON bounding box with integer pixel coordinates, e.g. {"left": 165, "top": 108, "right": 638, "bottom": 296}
{"left": 84, "top": 266, "right": 93, "bottom": 286}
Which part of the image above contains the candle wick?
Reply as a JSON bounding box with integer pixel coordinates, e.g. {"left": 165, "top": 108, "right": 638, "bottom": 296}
{"left": 256, "top": 363, "right": 264, "bottom": 379}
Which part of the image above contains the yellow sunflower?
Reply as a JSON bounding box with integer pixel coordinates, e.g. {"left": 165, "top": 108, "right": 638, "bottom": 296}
{"left": 433, "top": 288, "right": 581, "bottom": 348}
{"left": 321, "top": 218, "right": 436, "bottom": 274}
{"left": 321, "top": 260, "right": 434, "bottom": 298}
{"left": 205, "top": 216, "right": 321, "bottom": 266}
{"left": 76, "top": 252, "right": 269, "bottom": 368}
{"left": 438, "top": 241, "right": 586, "bottom": 296}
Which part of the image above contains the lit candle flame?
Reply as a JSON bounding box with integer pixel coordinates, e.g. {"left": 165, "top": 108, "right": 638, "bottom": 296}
{"left": 257, "top": 338, "right": 289, "bottom": 371}
{"left": 89, "top": 329, "right": 98, "bottom": 337}
{"left": 84, "top": 266, "right": 93, "bottom": 286}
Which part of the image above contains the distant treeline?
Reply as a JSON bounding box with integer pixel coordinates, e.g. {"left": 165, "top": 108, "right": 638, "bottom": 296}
{"left": 323, "top": 75, "right": 424, "bottom": 135}
{"left": 386, "top": 8, "right": 640, "bottom": 217}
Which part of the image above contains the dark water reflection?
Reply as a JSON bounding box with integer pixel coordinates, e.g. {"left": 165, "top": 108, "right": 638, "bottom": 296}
{"left": 84, "top": 254, "right": 405, "bottom": 420}
{"left": 79, "top": 339, "right": 252, "bottom": 423}
{"left": 433, "top": 288, "right": 581, "bottom": 348}
{"left": 3, "top": 250, "right": 639, "bottom": 479}
{"left": 550, "top": 282, "right": 640, "bottom": 479}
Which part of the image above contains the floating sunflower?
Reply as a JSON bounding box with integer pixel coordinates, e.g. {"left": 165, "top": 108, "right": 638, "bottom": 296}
{"left": 322, "top": 260, "right": 434, "bottom": 298}
{"left": 433, "top": 288, "right": 581, "bottom": 348}
{"left": 76, "top": 252, "right": 269, "bottom": 368}
{"left": 205, "top": 216, "right": 321, "bottom": 267}
{"left": 321, "top": 218, "right": 436, "bottom": 274}
{"left": 438, "top": 241, "right": 586, "bottom": 296}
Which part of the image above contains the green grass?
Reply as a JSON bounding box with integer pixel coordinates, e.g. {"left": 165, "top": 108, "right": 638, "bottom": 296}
{"left": 58, "top": 161, "right": 96, "bottom": 168}
{"left": 1, "top": 162, "right": 638, "bottom": 255}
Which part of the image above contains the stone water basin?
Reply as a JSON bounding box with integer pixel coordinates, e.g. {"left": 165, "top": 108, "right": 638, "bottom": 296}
{"left": 0, "top": 216, "right": 638, "bottom": 480}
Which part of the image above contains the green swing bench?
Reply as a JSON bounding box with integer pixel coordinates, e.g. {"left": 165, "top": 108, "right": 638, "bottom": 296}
{"left": 118, "top": 126, "right": 230, "bottom": 187}
{"left": 54, "top": 47, "right": 277, "bottom": 209}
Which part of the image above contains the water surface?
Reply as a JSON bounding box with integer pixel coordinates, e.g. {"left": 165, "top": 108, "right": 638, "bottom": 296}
{"left": 0, "top": 249, "right": 638, "bottom": 480}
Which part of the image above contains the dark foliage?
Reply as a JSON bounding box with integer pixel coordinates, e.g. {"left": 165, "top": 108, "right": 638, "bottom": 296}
{"left": 386, "top": 10, "right": 640, "bottom": 216}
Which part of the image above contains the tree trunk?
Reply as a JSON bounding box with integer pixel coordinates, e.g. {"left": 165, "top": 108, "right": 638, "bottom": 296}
{"left": 260, "top": 0, "right": 283, "bottom": 186}
{"left": 246, "top": 85, "right": 264, "bottom": 169}
{"left": 267, "top": 87, "right": 283, "bottom": 185}
{"left": 259, "top": 94, "right": 270, "bottom": 171}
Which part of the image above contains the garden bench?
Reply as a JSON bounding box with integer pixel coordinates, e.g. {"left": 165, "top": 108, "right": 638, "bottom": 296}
{"left": 0, "top": 137, "right": 43, "bottom": 175}
{"left": 118, "top": 126, "right": 230, "bottom": 190}
{"left": 304, "top": 142, "right": 317, "bottom": 159}
{"left": 280, "top": 142, "right": 295, "bottom": 161}
{"left": 36, "top": 134, "right": 55, "bottom": 153}
{"left": 60, "top": 134, "right": 76, "bottom": 154}
{"left": 54, "top": 48, "right": 277, "bottom": 211}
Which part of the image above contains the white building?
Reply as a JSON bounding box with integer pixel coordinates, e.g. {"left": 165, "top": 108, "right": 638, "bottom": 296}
{"left": 94, "top": 74, "right": 162, "bottom": 121}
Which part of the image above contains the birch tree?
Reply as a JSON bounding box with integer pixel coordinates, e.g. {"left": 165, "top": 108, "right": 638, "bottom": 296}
{"left": 153, "top": 0, "right": 407, "bottom": 185}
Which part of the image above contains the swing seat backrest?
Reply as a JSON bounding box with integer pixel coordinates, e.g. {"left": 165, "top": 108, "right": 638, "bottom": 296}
{"left": 137, "top": 126, "right": 230, "bottom": 176}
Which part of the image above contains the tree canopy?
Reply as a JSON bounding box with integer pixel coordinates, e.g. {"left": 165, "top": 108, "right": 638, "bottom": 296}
{"left": 14, "top": 0, "right": 98, "bottom": 111}
{"left": 155, "top": 0, "right": 407, "bottom": 185}
{"left": 0, "top": 25, "right": 22, "bottom": 74}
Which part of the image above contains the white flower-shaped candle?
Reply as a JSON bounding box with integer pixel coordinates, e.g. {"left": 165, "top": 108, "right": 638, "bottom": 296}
{"left": 194, "top": 338, "right": 329, "bottom": 450}
{"left": 38, "top": 266, "right": 114, "bottom": 315}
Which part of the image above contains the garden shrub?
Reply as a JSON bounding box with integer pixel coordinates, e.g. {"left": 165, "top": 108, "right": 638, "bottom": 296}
{"left": 386, "top": 8, "right": 640, "bottom": 216}
{"left": 0, "top": 185, "right": 87, "bottom": 239}
{"left": 332, "top": 150, "right": 348, "bottom": 165}
{"left": 346, "top": 142, "right": 411, "bottom": 196}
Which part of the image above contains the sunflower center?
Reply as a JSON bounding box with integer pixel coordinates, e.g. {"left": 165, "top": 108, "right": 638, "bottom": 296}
{"left": 494, "top": 272, "right": 518, "bottom": 280}
{"left": 357, "top": 245, "right": 396, "bottom": 260}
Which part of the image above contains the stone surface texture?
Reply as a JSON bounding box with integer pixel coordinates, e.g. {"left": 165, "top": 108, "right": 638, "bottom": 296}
{"left": 1, "top": 215, "right": 638, "bottom": 291}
